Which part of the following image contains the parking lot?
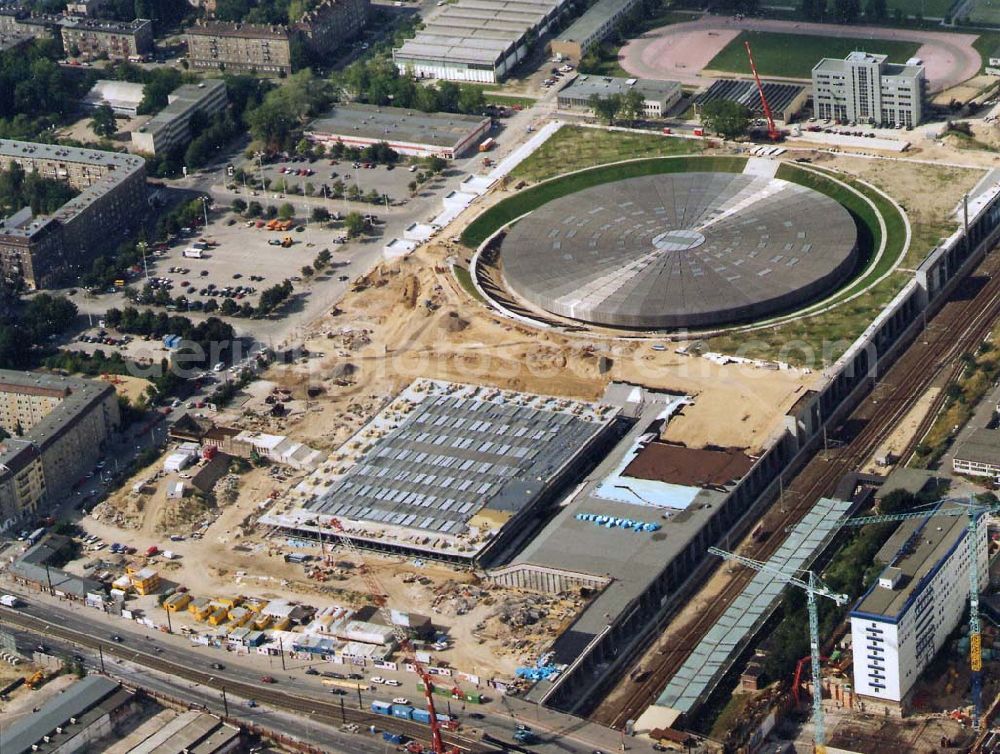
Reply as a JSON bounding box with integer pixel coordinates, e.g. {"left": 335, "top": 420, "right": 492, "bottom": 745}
{"left": 246, "top": 153, "right": 430, "bottom": 204}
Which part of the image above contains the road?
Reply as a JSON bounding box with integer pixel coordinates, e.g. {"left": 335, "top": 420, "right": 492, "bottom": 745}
{"left": 0, "top": 593, "right": 662, "bottom": 754}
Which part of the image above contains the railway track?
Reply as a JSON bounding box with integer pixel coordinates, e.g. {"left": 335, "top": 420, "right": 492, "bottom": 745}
{"left": 597, "top": 252, "right": 1000, "bottom": 729}
{"left": 0, "top": 608, "right": 498, "bottom": 754}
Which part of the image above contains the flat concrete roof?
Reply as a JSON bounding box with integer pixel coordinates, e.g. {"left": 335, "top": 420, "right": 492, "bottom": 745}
{"left": 852, "top": 504, "right": 968, "bottom": 621}
{"left": 307, "top": 104, "right": 490, "bottom": 149}
{"left": 559, "top": 75, "right": 681, "bottom": 103}
{"left": 556, "top": 0, "right": 633, "bottom": 44}
{"left": 140, "top": 79, "right": 226, "bottom": 138}
{"left": 953, "top": 427, "right": 1000, "bottom": 466}
{"left": 0, "top": 139, "right": 145, "bottom": 240}
{"left": 510, "top": 389, "right": 726, "bottom": 652}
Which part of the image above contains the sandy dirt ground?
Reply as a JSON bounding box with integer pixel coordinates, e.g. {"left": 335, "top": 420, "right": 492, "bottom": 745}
{"left": 862, "top": 387, "right": 941, "bottom": 473}
{"left": 0, "top": 672, "right": 76, "bottom": 731}
{"left": 805, "top": 151, "right": 984, "bottom": 232}
{"left": 267, "top": 244, "right": 815, "bottom": 455}
{"left": 57, "top": 114, "right": 151, "bottom": 150}
{"left": 620, "top": 16, "right": 981, "bottom": 91}
{"left": 98, "top": 373, "right": 153, "bottom": 405}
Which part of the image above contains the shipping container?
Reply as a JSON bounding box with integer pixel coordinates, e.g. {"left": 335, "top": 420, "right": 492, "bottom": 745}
{"left": 370, "top": 700, "right": 393, "bottom": 715}
{"left": 392, "top": 705, "right": 414, "bottom": 720}
{"left": 410, "top": 708, "right": 431, "bottom": 724}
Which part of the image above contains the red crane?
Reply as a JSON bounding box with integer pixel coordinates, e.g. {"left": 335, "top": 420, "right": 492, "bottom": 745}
{"left": 327, "top": 518, "right": 460, "bottom": 754}
{"left": 744, "top": 40, "right": 780, "bottom": 142}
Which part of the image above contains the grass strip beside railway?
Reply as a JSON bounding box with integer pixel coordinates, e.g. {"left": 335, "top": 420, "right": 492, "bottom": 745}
{"left": 462, "top": 153, "right": 744, "bottom": 248}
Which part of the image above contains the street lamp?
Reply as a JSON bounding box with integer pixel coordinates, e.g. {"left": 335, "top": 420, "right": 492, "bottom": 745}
{"left": 200, "top": 196, "right": 209, "bottom": 228}
{"left": 137, "top": 241, "right": 149, "bottom": 281}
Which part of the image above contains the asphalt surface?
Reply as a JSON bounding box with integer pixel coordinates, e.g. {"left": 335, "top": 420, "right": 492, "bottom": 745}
{"left": 0, "top": 595, "right": 658, "bottom": 753}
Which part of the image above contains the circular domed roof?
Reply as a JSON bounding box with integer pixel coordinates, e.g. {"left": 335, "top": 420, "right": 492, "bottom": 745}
{"left": 500, "top": 171, "right": 859, "bottom": 329}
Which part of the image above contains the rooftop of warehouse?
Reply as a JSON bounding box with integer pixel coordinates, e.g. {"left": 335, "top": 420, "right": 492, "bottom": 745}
{"left": 4, "top": 676, "right": 125, "bottom": 754}
{"left": 559, "top": 75, "right": 682, "bottom": 102}
{"left": 555, "top": 0, "right": 638, "bottom": 43}
{"left": 852, "top": 503, "right": 969, "bottom": 621}
{"left": 511, "top": 387, "right": 736, "bottom": 660}
{"left": 263, "top": 379, "right": 619, "bottom": 556}
{"left": 952, "top": 427, "right": 1000, "bottom": 466}
{"left": 307, "top": 104, "right": 490, "bottom": 148}
{"left": 394, "top": 35, "right": 512, "bottom": 65}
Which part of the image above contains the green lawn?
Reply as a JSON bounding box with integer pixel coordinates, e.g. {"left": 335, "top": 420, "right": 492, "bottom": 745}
{"left": 511, "top": 126, "right": 703, "bottom": 183}
{"left": 973, "top": 31, "right": 1000, "bottom": 72}
{"left": 452, "top": 264, "right": 485, "bottom": 303}
{"left": 970, "top": 0, "right": 1000, "bottom": 26}
{"left": 705, "top": 31, "right": 921, "bottom": 78}
{"left": 462, "top": 153, "right": 745, "bottom": 248}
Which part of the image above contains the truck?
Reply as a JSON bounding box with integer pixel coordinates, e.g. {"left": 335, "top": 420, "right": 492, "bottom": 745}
{"left": 0, "top": 594, "right": 20, "bottom": 607}
{"left": 183, "top": 247, "right": 204, "bottom": 259}
{"left": 26, "top": 527, "right": 45, "bottom": 545}
{"left": 382, "top": 732, "right": 405, "bottom": 745}
{"left": 478, "top": 137, "right": 496, "bottom": 152}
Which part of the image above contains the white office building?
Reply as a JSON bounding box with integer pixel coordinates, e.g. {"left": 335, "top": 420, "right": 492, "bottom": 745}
{"left": 812, "top": 51, "right": 925, "bottom": 127}
{"left": 849, "top": 504, "right": 988, "bottom": 713}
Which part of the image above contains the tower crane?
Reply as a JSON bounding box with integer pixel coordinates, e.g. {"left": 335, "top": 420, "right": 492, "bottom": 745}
{"left": 744, "top": 40, "right": 780, "bottom": 142}
{"left": 327, "top": 517, "right": 460, "bottom": 754}
{"left": 838, "top": 496, "right": 996, "bottom": 730}
{"left": 709, "top": 547, "right": 848, "bottom": 754}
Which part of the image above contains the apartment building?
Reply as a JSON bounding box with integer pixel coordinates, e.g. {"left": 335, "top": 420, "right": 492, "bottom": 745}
{"left": 0, "top": 371, "right": 119, "bottom": 533}
{"left": 185, "top": 21, "right": 293, "bottom": 74}
{"left": 294, "top": 0, "right": 369, "bottom": 58}
{"left": 60, "top": 17, "right": 153, "bottom": 60}
{"left": 550, "top": 0, "right": 641, "bottom": 61}
{"left": 812, "top": 51, "right": 925, "bottom": 127}
{"left": 132, "top": 79, "right": 228, "bottom": 156}
{"left": 849, "top": 504, "right": 989, "bottom": 715}
{"left": 0, "top": 140, "right": 147, "bottom": 288}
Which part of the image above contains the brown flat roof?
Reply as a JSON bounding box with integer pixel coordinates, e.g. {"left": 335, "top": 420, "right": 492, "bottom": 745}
{"left": 623, "top": 441, "right": 753, "bottom": 488}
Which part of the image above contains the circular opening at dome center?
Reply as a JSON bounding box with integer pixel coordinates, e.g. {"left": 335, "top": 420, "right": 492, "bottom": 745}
{"left": 652, "top": 229, "right": 707, "bottom": 251}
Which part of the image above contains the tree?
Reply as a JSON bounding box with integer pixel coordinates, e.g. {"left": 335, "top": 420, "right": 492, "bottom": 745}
{"left": 246, "top": 201, "right": 263, "bottom": 218}
{"left": 407, "top": 180, "right": 418, "bottom": 195}
{"left": 344, "top": 211, "right": 366, "bottom": 237}
{"left": 800, "top": 0, "right": 824, "bottom": 20}
{"left": 301, "top": 265, "right": 314, "bottom": 278}
{"left": 314, "top": 248, "right": 331, "bottom": 269}
{"left": 231, "top": 198, "right": 247, "bottom": 214}
{"left": 699, "top": 99, "right": 750, "bottom": 139}
{"left": 311, "top": 206, "right": 330, "bottom": 223}
{"left": 589, "top": 93, "right": 622, "bottom": 125}
{"left": 220, "top": 298, "right": 238, "bottom": 316}
{"left": 90, "top": 104, "right": 117, "bottom": 138}
{"left": 833, "top": 0, "right": 860, "bottom": 23}
{"left": 278, "top": 202, "right": 295, "bottom": 220}
{"left": 864, "top": 0, "right": 887, "bottom": 20}
{"left": 619, "top": 88, "right": 645, "bottom": 126}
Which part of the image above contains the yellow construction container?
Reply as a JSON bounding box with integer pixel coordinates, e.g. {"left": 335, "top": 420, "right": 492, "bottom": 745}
{"left": 208, "top": 607, "right": 229, "bottom": 626}
{"left": 253, "top": 614, "right": 272, "bottom": 630}
{"left": 215, "top": 595, "right": 243, "bottom": 610}
{"left": 130, "top": 568, "right": 160, "bottom": 596}
{"left": 164, "top": 592, "right": 192, "bottom": 612}
{"left": 125, "top": 561, "right": 143, "bottom": 577}
{"left": 228, "top": 606, "right": 252, "bottom": 626}
{"left": 271, "top": 615, "right": 291, "bottom": 631}
{"left": 189, "top": 598, "right": 213, "bottom": 621}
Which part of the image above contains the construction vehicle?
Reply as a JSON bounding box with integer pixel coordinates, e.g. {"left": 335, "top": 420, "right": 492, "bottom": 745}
{"left": 281, "top": 236, "right": 293, "bottom": 248}
{"left": 710, "top": 547, "right": 847, "bottom": 754}
{"left": 327, "top": 518, "right": 460, "bottom": 754}
{"left": 478, "top": 137, "right": 496, "bottom": 152}
{"left": 839, "top": 495, "right": 996, "bottom": 730}
{"left": 266, "top": 219, "right": 280, "bottom": 230}
{"left": 744, "top": 40, "right": 782, "bottom": 142}
{"left": 25, "top": 670, "right": 45, "bottom": 689}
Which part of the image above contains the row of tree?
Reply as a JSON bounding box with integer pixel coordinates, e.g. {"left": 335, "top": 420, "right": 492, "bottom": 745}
{"left": 800, "top": 0, "right": 889, "bottom": 23}
{"left": 588, "top": 90, "right": 648, "bottom": 126}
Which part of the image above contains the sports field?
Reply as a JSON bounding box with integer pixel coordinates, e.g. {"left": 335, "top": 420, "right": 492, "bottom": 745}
{"left": 705, "top": 31, "right": 922, "bottom": 78}
{"left": 970, "top": 0, "right": 1000, "bottom": 26}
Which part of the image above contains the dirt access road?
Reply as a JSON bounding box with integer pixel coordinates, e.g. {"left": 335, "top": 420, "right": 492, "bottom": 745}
{"left": 620, "top": 15, "right": 981, "bottom": 92}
